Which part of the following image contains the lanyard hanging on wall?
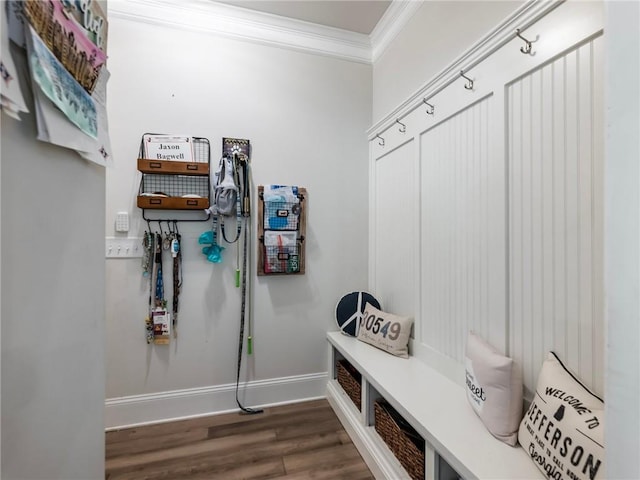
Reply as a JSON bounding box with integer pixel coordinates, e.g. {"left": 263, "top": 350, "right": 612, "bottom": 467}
{"left": 142, "top": 224, "right": 155, "bottom": 344}
{"left": 152, "top": 232, "right": 171, "bottom": 345}
{"left": 154, "top": 232, "right": 164, "bottom": 307}
{"left": 171, "top": 222, "right": 182, "bottom": 339}
{"left": 142, "top": 222, "right": 182, "bottom": 344}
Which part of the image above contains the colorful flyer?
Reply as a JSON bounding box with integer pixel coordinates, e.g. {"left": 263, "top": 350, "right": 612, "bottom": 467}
{"left": 27, "top": 24, "right": 97, "bottom": 139}
{"left": 23, "top": 0, "right": 107, "bottom": 93}
{"left": 60, "top": 0, "right": 109, "bottom": 53}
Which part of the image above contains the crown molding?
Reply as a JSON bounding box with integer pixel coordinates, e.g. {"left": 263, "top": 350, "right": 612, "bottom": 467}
{"left": 109, "top": 0, "right": 373, "bottom": 64}
{"left": 370, "top": 1, "right": 424, "bottom": 63}
{"left": 367, "top": 0, "right": 563, "bottom": 136}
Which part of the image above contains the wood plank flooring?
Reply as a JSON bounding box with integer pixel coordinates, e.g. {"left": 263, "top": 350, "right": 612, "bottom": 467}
{"left": 105, "top": 399, "right": 374, "bottom": 480}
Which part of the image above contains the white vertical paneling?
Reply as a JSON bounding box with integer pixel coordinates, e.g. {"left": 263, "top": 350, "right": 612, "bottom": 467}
{"left": 540, "top": 62, "right": 555, "bottom": 383}
{"left": 507, "top": 36, "right": 604, "bottom": 395}
{"left": 420, "top": 96, "right": 497, "bottom": 362}
{"left": 372, "top": 141, "right": 415, "bottom": 316}
{"left": 577, "top": 42, "right": 594, "bottom": 384}
{"left": 591, "top": 35, "right": 604, "bottom": 395}
{"left": 565, "top": 48, "right": 580, "bottom": 371}
{"left": 509, "top": 80, "right": 523, "bottom": 370}
{"left": 368, "top": 3, "right": 604, "bottom": 396}
{"left": 551, "top": 56, "right": 568, "bottom": 361}
{"left": 530, "top": 67, "right": 544, "bottom": 387}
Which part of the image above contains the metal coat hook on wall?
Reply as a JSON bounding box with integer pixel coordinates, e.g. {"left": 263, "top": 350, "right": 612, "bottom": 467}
{"left": 515, "top": 28, "right": 533, "bottom": 54}
{"left": 396, "top": 119, "right": 406, "bottom": 133}
{"left": 423, "top": 99, "right": 435, "bottom": 115}
{"left": 376, "top": 134, "right": 385, "bottom": 147}
{"left": 460, "top": 70, "right": 474, "bottom": 90}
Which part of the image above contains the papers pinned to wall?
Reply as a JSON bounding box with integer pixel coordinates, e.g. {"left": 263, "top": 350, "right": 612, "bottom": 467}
{"left": 23, "top": 0, "right": 107, "bottom": 94}
{"left": 1, "top": 2, "right": 28, "bottom": 120}
{"left": 32, "top": 65, "right": 112, "bottom": 167}
{"left": 6, "top": 0, "right": 26, "bottom": 48}
{"left": 27, "top": 24, "right": 98, "bottom": 138}
{"left": 2, "top": 0, "right": 112, "bottom": 167}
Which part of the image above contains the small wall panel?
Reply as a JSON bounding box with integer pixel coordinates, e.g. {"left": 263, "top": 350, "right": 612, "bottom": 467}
{"left": 507, "top": 36, "right": 604, "bottom": 396}
{"left": 419, "top": 96, "right": 503, "bottom": 362}
{"left": 372, "top": 141, "right": 415, "bottom": 316}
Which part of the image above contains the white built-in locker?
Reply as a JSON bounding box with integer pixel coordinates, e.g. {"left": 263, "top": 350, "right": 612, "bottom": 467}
{"left": 368, "top": 0, "right": 604, "bottom": 397}
{"left": 507, "top": 35, "right": 604, "bottom": 396}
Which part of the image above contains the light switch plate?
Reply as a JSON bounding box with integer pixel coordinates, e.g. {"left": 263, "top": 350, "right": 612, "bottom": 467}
{"left": 115, "top": 212, "right": 130, "bottom": 232}
{"left": 106, "top": 237, "right": 143, "bottom": 258}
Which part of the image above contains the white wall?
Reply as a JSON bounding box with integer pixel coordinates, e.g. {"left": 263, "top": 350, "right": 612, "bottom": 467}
{"left": 372, "top": 0, "right": 524, "bottom": 122}
{"left": 604, "top": 1, "right": 640, "bottom": 477}
{"left": 1, "top": 44, "right": 106, "bottom": 479}
{"left": 105, "top": 14, "right": 371, "bottom": 423}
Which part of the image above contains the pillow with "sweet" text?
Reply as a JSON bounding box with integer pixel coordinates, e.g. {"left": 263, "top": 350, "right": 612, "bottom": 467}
{"left": 465, "top": 331, "right": 523, "bottom": 446}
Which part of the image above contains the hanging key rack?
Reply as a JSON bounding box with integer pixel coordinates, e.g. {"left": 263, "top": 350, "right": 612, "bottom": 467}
{"left": 136, "top": 133, "right": 212, "bottom": 222}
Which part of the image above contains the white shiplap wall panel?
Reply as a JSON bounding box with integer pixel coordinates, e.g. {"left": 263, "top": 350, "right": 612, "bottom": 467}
{"left": 372, "top": 141, "right": 416, "bottom": 317}
{"left": 420, "top": 96, "right": 498, "bottom": 362}
{"left": 507, "top": 37, "right": 604, "bottom": 396}
{"left": 367, "top": 1, "right": 603, "bottom": 396}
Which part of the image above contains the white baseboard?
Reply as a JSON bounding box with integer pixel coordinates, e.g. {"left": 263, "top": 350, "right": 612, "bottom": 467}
{"left": 105, "top": 372, "right": 327, "bottom": 430}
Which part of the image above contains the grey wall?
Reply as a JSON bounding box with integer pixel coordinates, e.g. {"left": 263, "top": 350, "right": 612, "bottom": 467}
{"left": 105, "top": 15, "right": 371, "bottom": 407}
{"left": 1, "top": 44, "right": 106, "bottom": 479}
{"left": 604, "top": 1, "right": 640, "bottom": 478}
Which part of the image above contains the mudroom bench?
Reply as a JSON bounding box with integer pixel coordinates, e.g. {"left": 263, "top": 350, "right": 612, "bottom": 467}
{"left": 326, "top": 332, "right": 541, "bottom": 480}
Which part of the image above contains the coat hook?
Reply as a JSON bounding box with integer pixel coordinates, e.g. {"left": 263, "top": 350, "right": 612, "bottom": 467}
{"left": 376, "top": 134, "right": 385, "bottom": 147}
{"left": 515, "top": 28, "right": 532, "bottom": 54}
{"left": 460, "top": 70, "right": 474, "bottom": 90}
{"left": 396, "top": 119, "right": 406, "bottom": 133}
{"left": 423, "top": 99, "right": 435, "bottom": 115}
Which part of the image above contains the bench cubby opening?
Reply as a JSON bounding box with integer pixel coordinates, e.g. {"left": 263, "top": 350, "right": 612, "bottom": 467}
{"left": 335, "top": 357, "right": 362, "bottom": 412}
{"left": 436, "top": 454, "right": 463, "bottom": 480}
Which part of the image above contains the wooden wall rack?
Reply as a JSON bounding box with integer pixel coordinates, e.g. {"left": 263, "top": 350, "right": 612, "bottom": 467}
{"left": 136, "top": 135, "right": 211, "bottom": 222}
{"left": 257, "top": 185, "right": 307, "bottom": 275}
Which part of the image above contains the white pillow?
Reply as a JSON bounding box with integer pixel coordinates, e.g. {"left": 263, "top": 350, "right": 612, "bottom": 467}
{"left": 518, "top": 352, "right": 604, "bottom": 480}
{"left": 356, "top": 303, "right": 412, "bottom": 358}
{"left": 464, "top": 331, "right": 523, "bottom": 446}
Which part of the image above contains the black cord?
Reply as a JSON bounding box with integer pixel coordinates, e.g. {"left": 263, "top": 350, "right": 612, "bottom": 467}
{"left": 234, "top": 164, "right": 262, "bottom": 415}
{"left": 220, "top": 214, "right": 241, "bottom": 243}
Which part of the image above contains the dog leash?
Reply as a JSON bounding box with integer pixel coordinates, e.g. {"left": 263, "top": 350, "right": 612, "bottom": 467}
{"left": 143, "top": 227, "right": 155, "bottom": 344}
{"left": 171, "top": 222, "right": 182, "bottom": 338}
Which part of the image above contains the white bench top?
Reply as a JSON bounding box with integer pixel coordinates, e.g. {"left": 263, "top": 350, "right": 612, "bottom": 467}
{"left": 328, "top": 331, "right": 542, "bottom": 480}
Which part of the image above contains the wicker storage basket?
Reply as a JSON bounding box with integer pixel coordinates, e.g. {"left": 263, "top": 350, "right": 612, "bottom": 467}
{"left": 336, "top": 359, "right": 362, "bottom": 410}
{"left": 374, "top": 399, "right": 425, "bottom": 480}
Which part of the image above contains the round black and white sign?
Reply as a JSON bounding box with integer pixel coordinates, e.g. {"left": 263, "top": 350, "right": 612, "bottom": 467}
{"left": 335, "top": 291, "right": 381, "bottom": 336}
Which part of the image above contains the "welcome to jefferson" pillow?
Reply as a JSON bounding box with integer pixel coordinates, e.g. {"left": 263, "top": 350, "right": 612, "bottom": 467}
{"left": 518, "top": 352, "right": 604, "bottom": 480}
{"left": 356, "top": 303, "right": 412, "bottom": 358}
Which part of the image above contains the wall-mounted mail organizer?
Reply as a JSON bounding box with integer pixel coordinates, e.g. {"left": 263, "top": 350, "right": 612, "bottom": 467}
{"left": 257, "top": 185, "right": 307, "bottom": 275}
{"left": 136, "top": 134, "right": 211, "bottom": 222}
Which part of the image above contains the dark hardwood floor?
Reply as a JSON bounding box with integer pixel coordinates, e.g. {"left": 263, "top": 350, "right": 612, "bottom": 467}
{"left": 105, "top": 399, "right": 374, "bottom": 480}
